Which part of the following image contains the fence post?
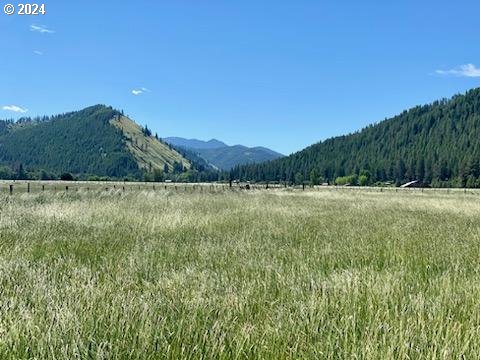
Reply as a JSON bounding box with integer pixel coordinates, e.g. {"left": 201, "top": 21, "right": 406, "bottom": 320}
{"left": 302, "top": 183, "right": 305, "bottom": 191}
{"left": 66, "top": 186, "right": 68, "bottom": 192}
{"left": 27, "top": 183, "right": 30, "bottom": 193}
{"left": 9, "top": 185, "right": 13, "bottom": 195}
{"left": 42, "top": 185, "right": 45, "bottom": 191}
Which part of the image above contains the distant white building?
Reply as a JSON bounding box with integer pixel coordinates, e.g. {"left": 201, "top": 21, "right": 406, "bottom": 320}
{"left": 400, "top": 180, "right": 420, "bottom": 188}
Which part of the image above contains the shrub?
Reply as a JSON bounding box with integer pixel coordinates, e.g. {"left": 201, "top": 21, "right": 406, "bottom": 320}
{"left": 335, "top": 174, "right": 358, "bottom": 186}
{"left": 60, "top": 172, "right": 74, "bottom": 181}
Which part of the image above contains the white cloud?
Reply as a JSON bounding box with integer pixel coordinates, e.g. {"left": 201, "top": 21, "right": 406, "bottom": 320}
{"left": 33, "top": 50, "right": 43, "bottom": 55}
{"left": 30, "top": 24, "right": 54, "bottom": 34}
{"left": 436, "top": 63, "right": 480, "bottom": 78}
{"left": 131, "top": 87, "right": 151, "bottom": 96}
{"left": 2, "top": 105, "right": 28, "bottom": 113}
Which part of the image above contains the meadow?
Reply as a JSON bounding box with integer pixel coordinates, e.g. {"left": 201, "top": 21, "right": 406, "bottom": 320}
{"left": 1, "top": 186, "right": 480, "bottom": 358}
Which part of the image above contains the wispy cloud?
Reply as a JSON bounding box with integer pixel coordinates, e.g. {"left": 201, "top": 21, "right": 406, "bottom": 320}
{"left": 2, "top": 105, "right": 28, "bottom": 113}
{"left": 436, "top": 64, "right": 480, "bottom": 78}
{"left": 30, "top": 24, "right": 55, "bottom": 34}
{"left": 33, "top": 50, "right": 43, "bottom": 55}
{"left": 131, "top": 87, "right": 151, "bottom": 96}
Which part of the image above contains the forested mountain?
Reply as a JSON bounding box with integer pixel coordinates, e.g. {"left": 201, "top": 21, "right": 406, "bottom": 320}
{"left": 231, "top": 88, "right": 480, "bottom": 188}
{"left": 164, "top": 137, "right": 284, "bottom": 170}
{"left": 0, "top": 105, "right": 192, "bottom": 180}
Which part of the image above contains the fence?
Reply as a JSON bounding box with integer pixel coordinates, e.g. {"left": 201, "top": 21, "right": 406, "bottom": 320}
{"left": 1, "top": 180, "right": 479, "bottom": 196}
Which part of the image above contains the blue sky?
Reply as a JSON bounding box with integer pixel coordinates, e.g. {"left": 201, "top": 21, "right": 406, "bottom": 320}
{"left": 1, "top": 0, "right": 480, "bottom": 155}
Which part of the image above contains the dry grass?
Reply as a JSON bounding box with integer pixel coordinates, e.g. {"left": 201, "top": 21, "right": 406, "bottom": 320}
{"left": 110, "top": 116, "right": 189, "bottom": 171}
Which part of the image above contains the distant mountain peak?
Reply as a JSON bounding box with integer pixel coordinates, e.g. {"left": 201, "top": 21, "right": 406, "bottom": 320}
{"left": 163, "top": 137, "right": 227, "bottom": 150}
{"left": 164, "top": 137, "right": 283, "bottom": 170}
{"left": 205, "top": 139, "right": 228, "bottom": 148}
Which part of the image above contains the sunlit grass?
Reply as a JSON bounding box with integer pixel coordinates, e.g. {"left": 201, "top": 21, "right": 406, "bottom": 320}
{"left": 1, "top": 188, "right": 480, "bottom": 358}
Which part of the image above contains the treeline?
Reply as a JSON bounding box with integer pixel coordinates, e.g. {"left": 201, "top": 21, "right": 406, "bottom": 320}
{"left": 142, "top": 160, "right": 222, "bottom": 183}
{"left": 231, "top": 88, "right": 480, "bottom": 188}
{"left": 0, "top": 163, "right": 226, "bottom": 183}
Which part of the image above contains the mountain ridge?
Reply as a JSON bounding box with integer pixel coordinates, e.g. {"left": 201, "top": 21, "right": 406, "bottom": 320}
{"left": 164, "top": 137, "right": 227, "bottom": 150}
{"left": 231, "top": 88, "right": 480, "bottom": 188}
{"left": 0, "top": 105, "right": 190, "bottom": 180}
{"left": 163, "top": 137, "right": 284, "bottom": 170}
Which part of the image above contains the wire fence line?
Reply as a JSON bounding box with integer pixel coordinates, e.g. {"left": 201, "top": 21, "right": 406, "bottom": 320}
{"left": 1, "top": 180, "right": 480, "bottom": 196}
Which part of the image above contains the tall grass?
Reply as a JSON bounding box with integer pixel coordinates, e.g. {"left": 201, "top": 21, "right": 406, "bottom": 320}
{"left": 1, "top": 189, "right": 480, "bottom": 358}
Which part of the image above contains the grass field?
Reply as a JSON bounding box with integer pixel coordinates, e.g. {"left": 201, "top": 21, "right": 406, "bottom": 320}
{"left": 1, "top": 187, "right": 480, "bottom": 358}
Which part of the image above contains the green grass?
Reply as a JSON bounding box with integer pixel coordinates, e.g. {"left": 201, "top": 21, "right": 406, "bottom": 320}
{"left": 1, "top": 188, "right": 480, "bottom": 358}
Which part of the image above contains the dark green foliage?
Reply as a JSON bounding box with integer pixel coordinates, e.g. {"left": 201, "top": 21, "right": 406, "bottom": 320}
{"left": 142, "top": 125, "right": 152, "bottom": 137}
{"left": 0, "top": 105, "right": 141, "bottom": 179}
{"left": 60, "top": 173, "right": 74, "bottom": 181}
{"left": 153, "top": 168, "right": 164, "bottom": 182}
{"left": 232, "top": 88, "right": 480, "bottom": 187}
{"left": 38, "top": 169, "right": 56, "bottom": 180}
{"left": 15, "top": 163, "right": 28, "bottom": 180}
{"left": 143, "top": 172, "right": 153, "bottom": 182}
{"left": 309, "top": 168, "right": 322, "bottom": 186}
{"left": 0, "top": 119, "right": 13, "bottom": 135}
{"left": 0, "top": 166, "right": 15, "bottom": 179}
{"left": 294, "top": 172, "right": 304, "bottom": 185}
{"left": 172, "top": 161, "right": 184, "bottom": 174}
